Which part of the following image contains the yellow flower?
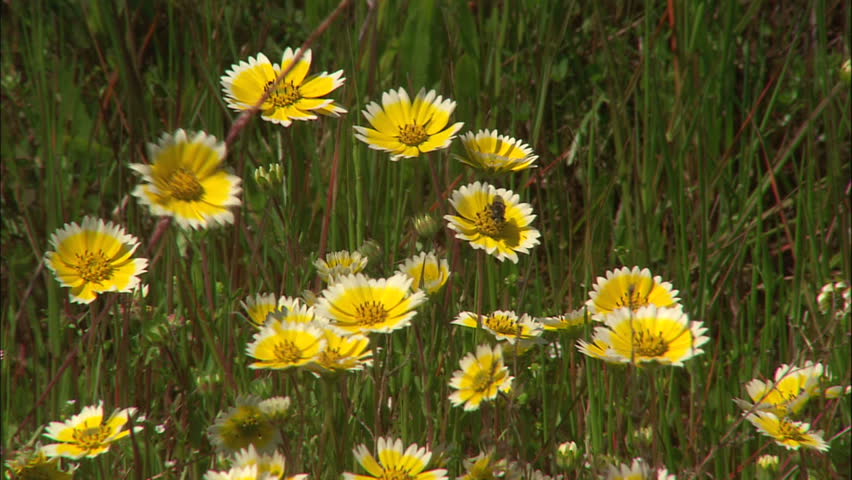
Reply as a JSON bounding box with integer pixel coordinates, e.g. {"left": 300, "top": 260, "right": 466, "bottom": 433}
{"left": 397, "top": 251, "right": 450, "bottom": 295}
{"left": 315, "top": 250, "right": 368, "bottom": 283}
{"left": 204, "top": 465, "right": 280, "bottom": 480}
{"left": 746, "top": 412, "right": 829, "bottom": 451}
{"left": 343, "top": 437, "right": 448, "bottom": 480}
{"left": 454, "top": 129, "right": 538, "bottom": 173}
{"left": 587, "top": 266, "right": 680, "bottom": 318}
{"left": 539, "top": 308, "right": 588, "bottom": 333}
{"left": 444, "top": 182, "right": 540, "bottom": 263}
{"left": 307, "top": 328, "right": 373, "bottom": 375}
{"left": 6, "top": 446, "right": 74, "bottom": 479}
{"left": 735, "top": 361, "right": 825, "bottom": 416}
{"left": 354, "top": 87, "right": 463, "bottom": 160}
{"left": 221, "top": 48, "right": 346, "bottom": 127}
{"left": 231, "top": 446, "right": 308, "bottom": 480}
{"left": 458, "top": 449, "right": 511, "bottom": 480}
{"left": 130, "top": 129, "right": 242, "bottom": 229}
{"left": 449, "top": 344, "right": 513, "bottom": 411}
{"left": 577, "top": 306, "right": 708, "bottom": 366}
{"left": 604, "top": 458, "right": 675, "bottom": 480}
{"left": 245, "top": 319, "right": 326, "bottom": 370}
{"left": 207, "top": 395, "right": 281, "bottom": 454}
{"left": 42, "top": 402, "right": 142, "bottom": 459}
{"left": 44, "top": 217, "right": 148, "bottom": 304}
{"left": 316, "top": 273, "right": 427, "bottom": 334}
{"left": 241, "top": 293, "right": 303, "bottom": 328}
{"left": 452, "top": 310, "right": 544, "bottom": 345}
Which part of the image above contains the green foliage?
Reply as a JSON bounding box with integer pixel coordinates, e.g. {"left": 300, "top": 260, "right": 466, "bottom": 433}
{"left": 2, "top": 0, "right": 850, "bottom": 478}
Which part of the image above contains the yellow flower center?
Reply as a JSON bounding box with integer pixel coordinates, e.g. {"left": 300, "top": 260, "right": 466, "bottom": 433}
{"left": 72, "top": 424, "right": 112, "bottom": 451}
{"left": 378, "top": 468, "right": 415, "bottom": 480}
{"left": 166, "top": 168, "right": 204, "bottom": 201}
{"left": 776, "top": 420, "right": 810, "bottom": 444}
{"left": 398, "top": 124, "right": 428, "bottom": 146}
{"left": 265, "top": 79, "right": 302, "bottom": 108}
{"left": 484, "top": 315, "right": 521, "bottom": 337}
{"left": 615, "top": 283, "right": 650, "bottom": 310}
{"left": 355, "top": 301, "right": 388, "bottom": 326}
{"left": 318, "top": 348, "right": 342, "bottom": 367}
{"left": 72, "top": 250, "right": 114, "bottom": 284}
{"left": 272, "top": 340, "right": 302, "bottom": 364}
{"left": 474, "top": 206, "right": 506, "bottom": 237}
{"left": 471, "top": 370, "right": 494, "bottom": 393}
{"left": 632, "top": 330, "right": 669, "bottom": 358}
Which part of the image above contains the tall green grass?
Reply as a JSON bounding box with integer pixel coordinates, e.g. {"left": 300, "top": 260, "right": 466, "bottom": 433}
{"left": 2, "top": 0, "right": 849, "bottom": 478}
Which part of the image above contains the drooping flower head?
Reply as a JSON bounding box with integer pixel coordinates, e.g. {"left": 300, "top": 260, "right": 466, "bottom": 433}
{"left": 444, "top": 182, "right": 540, "bottom": 263}
{"left": 221, "top": 48, "right": 346, "bottom": 127}
{"left": 42, "top": 402, "right": 143, "bottom": 459}
{"left": 315, "top": 250, "right": 368, "bottom": 283}
{"left": 577, "top": 306, "right": 708, "bottom": 367}
{"left": 587, "top": 266, "right": 680, "bottom": 318}
{"left": 44, "top": 217, "right": 148, "bottom": 304}
{"left": 458, "top": 449, "right": 511, "bottom": 480}
{"left": 449, "top": 344, "right": 514, "bottom": 411}
{"left": 6, "top": 446, "right": 74, "bottom": 479}
{"left": 817, "top": 281, "right": 851, "bottom": 318}
{"left": 453, "top": 310, "right": 544, "bottom": 345}
{"left": 316, "top": 273, "right": 426, "bottom": 334}
{"left": 396, "top": 251, "right": 450, "bottom": 295}
{"left": 207, "top": 395, "right": 282, "bottom": 455}
{"left": 603, "top": 458, "right": 676, "bottom": 480}
{"left": 539, "top": 308, "right": 588, "bottom": 333}
{"left": 245, "top": 319, "right": 326, "bottom": 370}
{"left": 230, "top": 445, "right": 308, "bottom": 480}
{"left": 455, "top": 129, "right": 538, "bottom": 173}
{"left": 343, "top": 437, "right": 448, "bottom": 480}
{"left": 746, "top": 412, "right": 829, "bottom": 452}
{"left": 241, "top": 293, "right": 303, "bottom": 328}
{"left": 735, "top": 361, "right": 825, "bottom": 416}
{"left": 130, "top": 129, "right": 242, "bottom": 229}
{"left": 307, "top": 328, "right": 373, "bottom": 375}
{"left": 354, "top": 87, "right": 463, "bottom": 160}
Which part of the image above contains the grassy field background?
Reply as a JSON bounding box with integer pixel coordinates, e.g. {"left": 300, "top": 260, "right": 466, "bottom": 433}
{"left": 2, "top": 0, "right": 850, "bottom": 478}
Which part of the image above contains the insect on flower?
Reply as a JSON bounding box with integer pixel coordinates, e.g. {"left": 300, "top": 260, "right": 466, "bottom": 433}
{"left": 489, "top": 195, "right": 506, "bottom": 224}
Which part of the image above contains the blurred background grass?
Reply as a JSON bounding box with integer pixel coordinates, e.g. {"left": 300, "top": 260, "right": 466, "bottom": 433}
{"left": 2, "top": 0, "right": 850, "bottom": 478}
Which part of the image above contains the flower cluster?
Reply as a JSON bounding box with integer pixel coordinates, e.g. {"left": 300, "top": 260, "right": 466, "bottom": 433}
{"left": 735, "top": 361, "right": 840, "bottom": 452}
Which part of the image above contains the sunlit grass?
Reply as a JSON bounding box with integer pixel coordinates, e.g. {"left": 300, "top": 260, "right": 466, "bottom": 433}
{"left": 2, "top": 0, "right": 850, "bottom": 478}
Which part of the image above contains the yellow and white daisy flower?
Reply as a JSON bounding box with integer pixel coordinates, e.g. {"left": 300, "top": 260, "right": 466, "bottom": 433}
{"left": 246, "top": 319, "right": 326, "bottom": 370}
{"left": 455, "top": 129, "right": 538, "bottom": 173}
{"left": 396, "top": 251, "right": 450, "bottom": 295}
{"left": 587, "top": 266, "right": 680, "bottom": 318}
{"left": 44, "top": 217, "right": 148, "bottom": 304}
{"left": 204, "top": 465, "right": 278, "bottom": 480}
{"left": 449, "top": 344, "right": 513, "bottom": 411}
{"left": 735, "top": 361, "right": 825, "bottom": 416}
{"left": 315, "top": 250, "right": 368, "bottom": 283}
{"left": 354, "top": 87, "right": 463, "bottom": 160}
{"left": 343, "top": 437, "right": 448, "bottom": 480}
{"left": 444, "top": 182, "right": 540, "bottom": 264}
{"left": 6, "top": 445, "right": 74, "bottom": 480}
{"left": 241, "top": 293, "right": 304, "bottom": 328}
{"left": 130, "top": 129, "right": 242, "bottom": 229}
{"left": 207, "top": 395, "right": 281, "bottom": 455}
{"left": 452, "top": 310, "right": 544, "bottom": 345}
{"left": 458, "top": 449, "right": 510, "bottom": 480}
{"left": 577, "top": 306, "right": 708, "bottom": 367}
{"left": 42, "top": 402, "right": 142, "bottom": 459}
{"left": 316, "top": 273, "right": 427, "bottom": 334}
{"left": 221, "top": 48, "right": 346, "bottom": 127}
{"left": 307, "top": 328, "right": 373, "bottom": 375}
{"left": 604, "top": 458, "right": 676, "bottom": 480}
{"left": 539, "top": 308, "right": 588, "bottom": 332}
{"left": 231, "top": 445, "right": 308, "bottom": 480}
{"left": 746, "top": 412, "right": 829, "bottom": 451}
